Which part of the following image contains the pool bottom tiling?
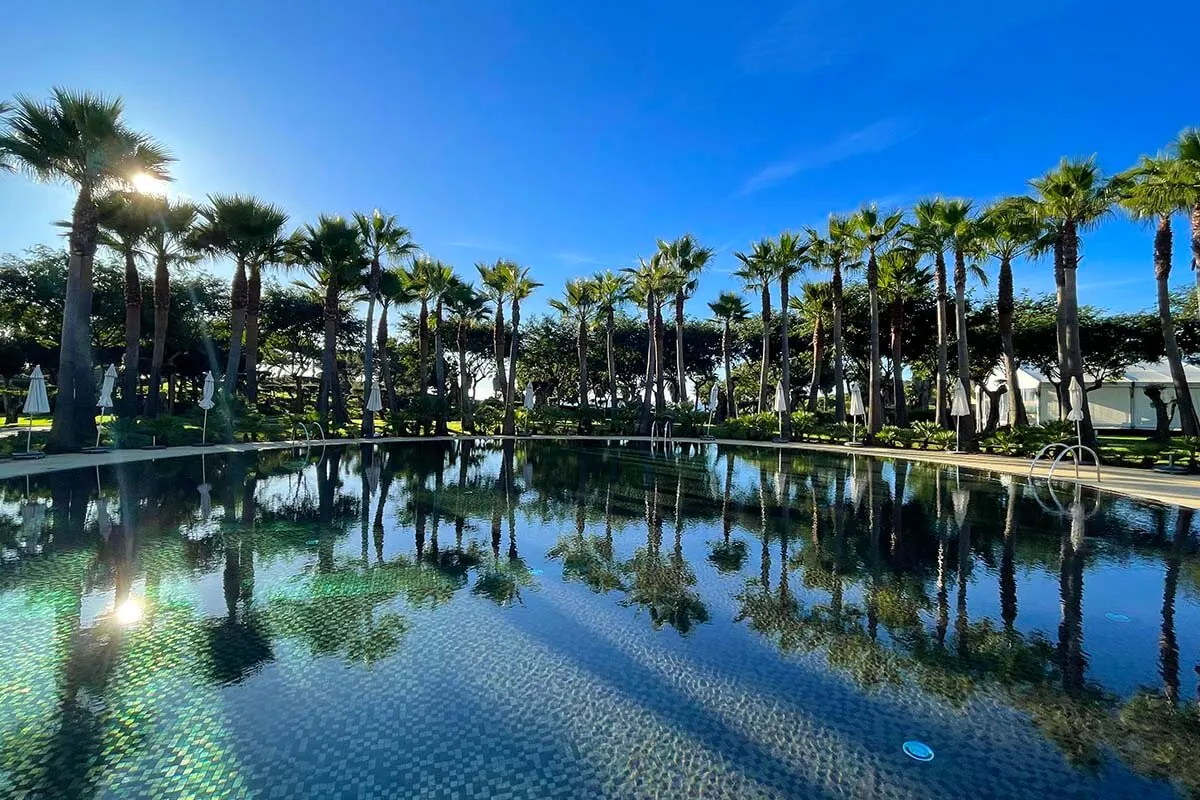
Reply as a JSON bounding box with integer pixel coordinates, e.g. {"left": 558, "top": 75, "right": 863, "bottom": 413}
{"left": 1, "top": 439, "right": 1198, "bottom": 798}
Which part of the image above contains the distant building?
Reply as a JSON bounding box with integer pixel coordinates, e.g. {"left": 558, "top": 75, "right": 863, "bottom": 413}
{"left": 984, "top": 361, "right": 1200, "bottom": 431}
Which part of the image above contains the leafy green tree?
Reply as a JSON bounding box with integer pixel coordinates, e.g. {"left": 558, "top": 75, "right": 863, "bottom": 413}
{"left": 0, "top": 89, "right": 173, "bottom": 450}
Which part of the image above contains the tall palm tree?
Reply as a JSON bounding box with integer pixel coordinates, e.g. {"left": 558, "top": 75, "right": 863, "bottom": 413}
{"left": 407, "top": 256, "right": 438, "bottom": 398}
{"left": 658, "top": 234, "right": 713, "bottom": 405}
{"left": 244, "top": 224, "right": 289, "bottom": 404}
{"left": 1171, "top": 129, "right": 1200, "bottom": 318}
{"left": 625, "top": 257, "right": 674, "bottom": 433}
{"left": 96, "top": 190, "right": 153, "bottom": 417}
{"left": 1029, "top": 157, "right": 1118, "bottom": 449}
{"left": 193, "top": 194, "right": 288, "bottom": 397}
{"left": 773, "top": 231, "right": 809, "bottom": 438}
{"left": 287, "top": 215, "right": 367, "bottom": 424}
{"left": 424, "top": 260, "right": 457, "bottom": 436}
{"left": 790, "top": 282, "right": 832, "bottom": 412}
{"left": 733, "top": 239, "right": 778, "bottom": 412}
{"left": 908, "top": 199, "right": 954, "bottom": 426}
{"left": 979, "top": 197, "right": 1040, "bottom": 427}
{"left": 825, "top": 214, "right": 858, "bottom": 421}
{"left": 709, "top": 292, "right": 749, "bottom": 419}
{"left": 476, "top": 260, "right": 513, "bottom": 400}
{"left": 548, "top": 278, "right": 599, "bottom": 421}
{"left": 852, "top": 204, "right": 904, "bottom": 434}
{"left": 502, "top": 265, "right": 540, "bottom": 436}
{"left": 592, "top": 270, "right": 630, "bottom": 418}
{"left": 376, "top": 265, "right": 416, "bottom": 413}
{"left": 355, "top": 210, "right": 417, "bottom": 436}
{"left": 878, "top": 248, "right": 931, "bottom": 426}
{"left": 942, "top": 198, "right": 986, "bottom": 450}
{"left": 1118, "top": 155, "right": 1200, "bottom": 436}
{"left": 444, "top": 281, "right": 489, "bottom": 433}
{"left": 142, "top": 196, "right": 197, "bottom": 417}
{"left": 0, "top": 89, "right": 172, "bottom": 450}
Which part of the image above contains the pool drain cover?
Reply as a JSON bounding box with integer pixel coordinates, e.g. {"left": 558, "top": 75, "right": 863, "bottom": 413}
{"left": 1105, "top": 612, "right": 1131, "bottom": 622}
{"left": 903, "top": 741, "right": 934, "bottom": 762}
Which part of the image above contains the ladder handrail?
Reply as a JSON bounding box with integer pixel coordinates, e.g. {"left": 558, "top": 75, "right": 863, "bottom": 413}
{"left": 1048, "top": 444, "right": 1101, "bottom": 482}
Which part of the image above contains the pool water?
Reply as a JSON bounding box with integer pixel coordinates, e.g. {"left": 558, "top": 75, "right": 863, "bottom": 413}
{"left": 1, "top": 439, "right": 1198, "bottom": 799}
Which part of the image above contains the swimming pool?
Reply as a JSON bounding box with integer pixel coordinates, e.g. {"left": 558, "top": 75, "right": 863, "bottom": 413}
{"left": 1, "top": 439, "right": 1197, "bottom": 798}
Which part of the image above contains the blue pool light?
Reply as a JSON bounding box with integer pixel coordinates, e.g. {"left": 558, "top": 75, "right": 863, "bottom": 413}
{"left": 903, "top": 741, "right": 935, "bottom": 762}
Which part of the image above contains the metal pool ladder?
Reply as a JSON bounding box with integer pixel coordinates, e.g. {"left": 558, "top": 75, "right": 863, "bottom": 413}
{"left": 1029, "top": 441, "right": 1100, "bottom": 482}
{"left": 650, "top": 420, "right": 673, "bottom": 443}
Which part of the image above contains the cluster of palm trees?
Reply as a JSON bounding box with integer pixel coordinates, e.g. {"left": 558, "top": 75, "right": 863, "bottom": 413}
{"left": 698, "top": 134, "right": 1200, "bottom": 452}
{"left": 0, "top": 88, "right": 547, "bottom": 449}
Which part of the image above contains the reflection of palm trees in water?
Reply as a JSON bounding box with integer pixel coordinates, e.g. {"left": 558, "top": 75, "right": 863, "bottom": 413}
{"left": 1000, "top": 477, "right": 1019, "bottom": 634}
{"left": 1160, "top": 506, "right": 1192, "bottom": 704}
{"left": 1058, "top": 485, "right": 1087, "bottom": 697}
{"left": 474, "top": 442, "right": 532, "bottom": 605}
{"left": 547, "top": 477, "right": 625, "bottom": 594}
{"left": 707, "top": 449, "right": 747, "bottom": 573}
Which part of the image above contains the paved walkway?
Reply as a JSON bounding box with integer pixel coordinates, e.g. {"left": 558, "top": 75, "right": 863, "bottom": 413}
{"left": 4, "top": 434, "right": 1200, "bottom": 509}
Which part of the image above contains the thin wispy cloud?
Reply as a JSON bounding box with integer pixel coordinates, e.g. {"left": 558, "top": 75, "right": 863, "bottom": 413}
{"left": 447, "top": 239, "right": 514, "bottom": 253}
{"left": 552, "top": 251, "right": 607, "bottom": 267}
{"left": 739, "top": 118, "right": 917, "bottom": 197}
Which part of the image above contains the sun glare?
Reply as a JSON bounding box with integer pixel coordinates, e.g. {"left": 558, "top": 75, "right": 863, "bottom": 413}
{"left": 130, "top": 172, "right": 168, "bottom": 196}
{"left": 114, "top": 597, "right": 144, "bottom": 626}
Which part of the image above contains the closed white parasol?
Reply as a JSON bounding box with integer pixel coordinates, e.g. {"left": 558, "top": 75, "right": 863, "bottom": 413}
{"left": 950, "top": 379, "right": 971, "bottom": 452}
{"left": 17, "top": 366, "right": 50, "bottom": 459}
{"left": 89, "top": 364, "right": 119, "bottom": 450}
{"left": 366, "top": 378, "right": 383, "bottom": 413}
{"left": 198, "top": 371, "right": 215, "bottom": 445}
{"left": 847, "top": 383, "right": 865, "bottom": 445}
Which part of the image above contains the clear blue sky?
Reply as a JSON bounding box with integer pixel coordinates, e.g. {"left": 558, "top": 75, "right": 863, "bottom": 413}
{"left": 2, "top": 0, "right": 1196, "bottom": 315}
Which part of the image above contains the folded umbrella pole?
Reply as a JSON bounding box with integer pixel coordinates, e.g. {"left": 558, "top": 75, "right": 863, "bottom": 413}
{"left": 15, "top": 366, "right": 50, "bottom": 460}
{"left": 198, "top": 371, "right": 216, "bottom": 446}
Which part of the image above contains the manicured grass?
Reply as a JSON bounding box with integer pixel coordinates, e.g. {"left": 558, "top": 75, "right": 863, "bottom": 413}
{"left": 1098, "top": 435, "right": 1172, "bottom": 460}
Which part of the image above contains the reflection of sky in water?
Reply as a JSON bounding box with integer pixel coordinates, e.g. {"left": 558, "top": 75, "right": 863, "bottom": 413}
{"left": 0, "top": 441, "right": 1197, "bottom": 798}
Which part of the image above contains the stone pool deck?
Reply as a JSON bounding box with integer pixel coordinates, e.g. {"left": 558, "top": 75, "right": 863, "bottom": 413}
{"left": 3, "top": 434, "right": 1200, "bottom": 509}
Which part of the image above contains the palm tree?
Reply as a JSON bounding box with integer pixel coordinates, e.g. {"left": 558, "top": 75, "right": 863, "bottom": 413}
{"left": 1029, "top": 157, "right": 1118, "bottom": 449}
{"left": 1171, "top": 129, "right": 1200, "bottom": 318}
{"left": 355, "top": 210, "right": 417, "bottom": 436}
{"left": 878, "top": 248, "right": 931, "bottom": 426}
{"left": 142, "top": 196, "right": 197, "bottom": 416}
{"left": 444, "top": 281, "right": 489, "bottom": 432}
{"left": 1118, "top": 155, "right": 1200, "bottom": 436}
{"left": 376, "top": 265, "right": 415, "bottom": 413}
{"left": 625, "top": 257, "right": 674, "bottom": 433}
{"left": 244, "top": 224, "right": 290, "bottom": 404}
{"left": 979, "top": 197, "right": 1040, "bottom": 427}
{"left": 407, "top": 256, "right": 437, "bottom": 399}
{"left": 96, "top": 190, "right": 153, "bottom": 417}
{"left": 852, "top": 204, "right": 904, "bottom": 434}
{"left": 790, "top": 282, "right": 832, "bottom": 412}
{"left": 193, "top": 194, "right": 288, "bottom": 397}
{"left": 424, "top": 260, "right": 457, "bottom": 436}
{"left": 908, "top": 199, "right": 954, "bottom": 426}
{"left": 774, "top": 231, "right": 809, "bottom": 438}
{"left": 287, "top": 215, "right": 367, "bottom": 425}
{"left": 825, "top": 214, "right": 858, "bottom": 422}
{"left": 942, "top": 198, "right": 986, "bottom": 450}
{"left": 709, "top": 292, "right": 749, "bottom": 419}
{"left": 0, "top": 89, "right": 172, "bottom": 450}
{"left": 502, "top": 265, "right": 540, "bottom": 436}
{"left": 592, "top": 270, "right": 630, "bottom": 418}
{"left": 476, "top": 260, "right": 513, "bottom": 400}
{"left": 733, "top": 239, "right": 778, "bottom": 412}
{"left": 658, "top": 234, "right": 713, "bottom": 405}
{"left": 548, "top": 278, "right": 599, "bottom": 423}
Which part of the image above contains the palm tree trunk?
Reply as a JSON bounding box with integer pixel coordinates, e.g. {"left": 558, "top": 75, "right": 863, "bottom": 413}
{"left": 997, "top": 253, "right": 1028, "bottom": 426}
{"left": 577, "top": 317, "right": 589, "bottom": 414}
{"left": 1192, "top": 204, "right": 1200, "bottom": 324}
{"left": 655, "top": 305, "right": 666, "bottom": 413}
{"left": 502, "top": 300, "right": 521, "bottom": 436}
{"left": 779, "top": 274, "right": 791, "bottom": 439}
{"left": 377, "top": 303, "right": 395, "bottom": 413}
{"left": 807, "top": 320, "right": 823, "bottom": 412}
{"left": 954, "top": 247, "right": 977, "bottom": 450}
{"left": 244, "top": 260, "right": 263, "bottom": 404}
{"left": 362, "top": 301, "right": 377, "bottom": 438}
{"left": 891, "top": 296, "right": 906, "bottom": 427}
{"left": 458, "top": 321, "right": 472, "bottom": 432}
{"left": 935, "top": 251, "right": 949, "bottom": 427}
{"left": 146, "top": 253, "right": 170, "bottom": 417}
{"left": 417, "top": 298, "right": 429, "bottom": 397}
{"left": 758, "top": 285, "right": 771, "bottom": 412}
{"left": 639, "top": 292, "right": 654, "bottom": 435}
{"left": 867, "top": 250, "right": 882, "bottom": 434}
{"left": 120, "top": 248, "right": 141, "bottom": 419}
{"left": 1155, "top": 214, "right": 1200, "bottom": 436}
{"left": 675, "top": 291, "right": 688, "bottom": 405}
{"left": 224, "top": 255, "right": 248, "bottom": 396}
{"left": 48, "top": 188, "right": 100, "bottom": 452}
{"left": 1001, "top": 479, "right": 1018, "bottom": 633}
{"left": 493, "top": 303, "right": 507, "bottom": 400}
{"left": 435, "top": 298, "right": 447, "bottom": 436}
{"left": 1060, "top": 222, "right": 1097, "bottom": 449}
{"left": 606, "top": 309, "right": 618, "bottom": 420}
{"left": 318, "top": 282, "right": 338, "bottom": 421}
{"left": 1054, "top": 232, "right": 1069, "bottom": 414}
{"left": 723, "top": 321, "right": 735, "bottom": 419}
{"left": 831, "top": 257, "right": 845, "bottom": 422}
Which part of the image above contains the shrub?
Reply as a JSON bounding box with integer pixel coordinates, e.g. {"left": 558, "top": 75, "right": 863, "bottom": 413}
{"left": 910, "top": 421, "right": 941, "bottom": 449}
{"left": 790, "top": 410, "right": 817, "bottom": 438}
{"left": 876, "top": 425, "right": 912, "bottom": 448}
{"left": 714, "top": 412, "right": 778, "bottom": 441}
